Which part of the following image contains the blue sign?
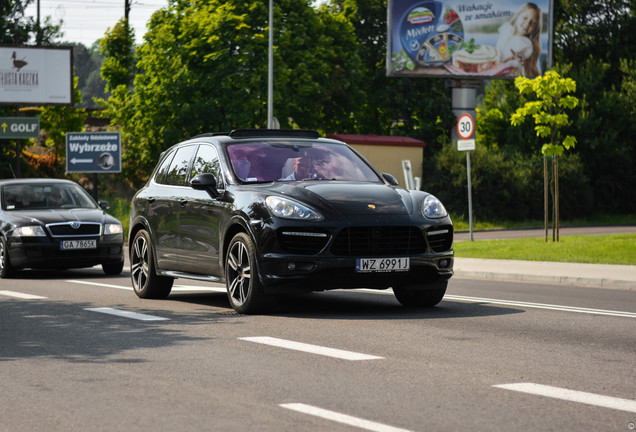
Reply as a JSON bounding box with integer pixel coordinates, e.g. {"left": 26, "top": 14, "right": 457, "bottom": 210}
{"left": 66, "top": 132, "right": 121, "bottom": 173}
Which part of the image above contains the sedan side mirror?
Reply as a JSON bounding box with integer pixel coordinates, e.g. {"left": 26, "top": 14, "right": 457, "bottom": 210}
{"left": 381, "top": 173, "right": 399, "bottom": 186}
{"left": 99, "top": 200, "right": 110, "bottom": 210}
{"left": 190, "top": 173, "right": 220, "bottom": 198}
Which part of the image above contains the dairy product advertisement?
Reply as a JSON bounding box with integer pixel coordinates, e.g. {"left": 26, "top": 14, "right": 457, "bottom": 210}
{"left": 387, "top": 0, "right": 552, "bottom": 79}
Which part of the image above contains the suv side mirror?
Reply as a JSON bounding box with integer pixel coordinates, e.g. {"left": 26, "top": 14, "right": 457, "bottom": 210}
{"left": 381, "top": 173, "right": 399, "bottom": 186}
{"left": 190, "top": 173, "right": 220, "bottom": 198}
{"left": 99, "top": 200, "right": 110, "bottom": 210}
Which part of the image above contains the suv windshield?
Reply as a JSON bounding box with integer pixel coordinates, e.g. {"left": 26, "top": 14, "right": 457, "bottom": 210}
{"left": 226, "top": 141, "right": 381, "bottom": 183}
{"left": 2, "top": 183, "right": 97, "bottom": 211}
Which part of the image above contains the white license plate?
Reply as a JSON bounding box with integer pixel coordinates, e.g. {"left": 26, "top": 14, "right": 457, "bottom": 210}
{"left": 60, "top": 240, "right": 97, "bottom": 250}
{"left": 356, "top": 257, "right": 410, "bottom": 273}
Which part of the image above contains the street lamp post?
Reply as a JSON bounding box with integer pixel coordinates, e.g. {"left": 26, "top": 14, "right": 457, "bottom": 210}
{"left": 267, "top": 0, "right": 274, "bottom": 129}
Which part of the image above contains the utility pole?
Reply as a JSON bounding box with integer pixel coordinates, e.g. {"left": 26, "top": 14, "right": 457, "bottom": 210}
{"left": 125, "top": 0, "right": 131, "bottom": 20}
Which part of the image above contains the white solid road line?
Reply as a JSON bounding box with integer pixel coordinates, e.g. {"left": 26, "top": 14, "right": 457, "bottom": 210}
{"left": 85, "top": 307, "right": 170, "bottom": 321}
{"left": 0, "top": 290, "right": 46, "bottom": 299}
{"left": 280, "top": 403, "right": 413, "bottom": 432}
{"left": 240, "top": 336, "right": 383, "bottom": 361}
{"left": 494, "top": 383, "right": 636, "bottom": 413}
{"left": 444, "top": 294, "right": 636, "bottom": 318}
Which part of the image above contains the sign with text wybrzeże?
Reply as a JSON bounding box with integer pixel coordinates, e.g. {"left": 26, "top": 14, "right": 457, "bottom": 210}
{"left": 66, "top": 132, "right": 121, "bottom": 173}
{"left": 0, "top": 46, "right": 73, "bottom": 105}
{"left": 387, "top": 0, "right": 553, "bottom": 79}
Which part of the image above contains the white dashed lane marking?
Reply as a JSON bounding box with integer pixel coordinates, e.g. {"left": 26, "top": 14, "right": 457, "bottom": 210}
{"left": 280, "top": 403, "right": 413, "bottom": 432}
{"left": 0, "top": 290, "right": 46, "bottom": 299}
{"left": 494, "top": 383, "right": 636, "bottom": 413}
{"left": 85, "top": 307, "right": 170, "bottom": 321}
{"left": 240, "top": 336, "right": 383, "bottom": 361}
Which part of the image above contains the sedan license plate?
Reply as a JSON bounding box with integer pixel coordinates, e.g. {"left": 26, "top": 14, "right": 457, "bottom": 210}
{"left": 60, "top": 240, "right": 97, "bottom": 250}
{"left": 356, "top": 257, "right": 410, "bottom": 273}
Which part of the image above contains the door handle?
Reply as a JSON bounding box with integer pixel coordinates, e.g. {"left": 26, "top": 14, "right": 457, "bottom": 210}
{"left": 178, "top": 198, "right": 188, "bottom": 207}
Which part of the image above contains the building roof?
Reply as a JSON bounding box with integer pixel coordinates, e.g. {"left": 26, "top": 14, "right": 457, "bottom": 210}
{"left": 328, "top": 134, "right": 426, "bottom": 148}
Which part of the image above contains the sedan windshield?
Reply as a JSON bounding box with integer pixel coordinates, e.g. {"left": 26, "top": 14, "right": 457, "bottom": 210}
{"left": 226, "top": 141, "right": 381, "bottom": 183}
{"left": 2, "top": 183, "right": 97, "bottom": 210}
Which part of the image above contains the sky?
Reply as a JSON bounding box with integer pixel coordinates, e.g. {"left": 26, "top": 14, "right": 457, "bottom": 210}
{"left": 23, "top": 0, "right": 169, "bottom": 47}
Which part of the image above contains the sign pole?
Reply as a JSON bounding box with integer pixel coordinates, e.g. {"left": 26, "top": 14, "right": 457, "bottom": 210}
{"left": 452, "top": 84, "right": 478, "bottom": 241}
{"left": 466, "top": 150, "right": 473, "bottom": 241}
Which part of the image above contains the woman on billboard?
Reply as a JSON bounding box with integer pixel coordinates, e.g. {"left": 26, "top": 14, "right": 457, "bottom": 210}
{"left": 497, "top": 2, "right": 542, "bottom": 77}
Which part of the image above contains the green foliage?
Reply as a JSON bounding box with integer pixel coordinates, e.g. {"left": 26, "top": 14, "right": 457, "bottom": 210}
{"left": 100, "top": 18, "right": 135, "bottom": 92}
{"left": 0, "top": 0, "right": 62, "bottom": 45}
{"left": 423, "top": 144, "right": 591, "bottom": 222}
{"left": 100, "top": 0, "right": 366, "bottom": 186}
{"left": 38, "top": 77, "right": 87, "bottom": 174}
{"left": 511, "top": 71, "right": 579, "bottom": 157}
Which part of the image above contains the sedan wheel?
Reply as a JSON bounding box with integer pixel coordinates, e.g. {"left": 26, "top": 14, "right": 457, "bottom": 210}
{"left": 130, "top": 229, "right": 173, "bottom": 298}
{"left": 225, "top": 232, "right": 274, "bottom": 314}
{"left": 393, "top": 281, "right": 447, "bottom": 307}
{"left": 0, "top": 237, "right": 16, "bottom": 278}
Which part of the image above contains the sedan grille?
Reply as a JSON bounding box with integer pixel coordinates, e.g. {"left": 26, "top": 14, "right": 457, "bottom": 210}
{"left": 426, "top": 225, "right": 453, "bottom": 252}
{"left": 331, "top": 226, "right": 427, "bottom": 257}
{"left": 278, "top": 229, "right": 330, "bottom": 255}
{"left": 47, "top": 222, "right": 101, "bottom": 237}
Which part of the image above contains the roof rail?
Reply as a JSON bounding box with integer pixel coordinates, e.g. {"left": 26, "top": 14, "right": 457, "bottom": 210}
{"left": 228, "top": 129, "right": 320, "bottom": 139}
{"left": 191, "top": 132, "right": 231, "bottom": 138}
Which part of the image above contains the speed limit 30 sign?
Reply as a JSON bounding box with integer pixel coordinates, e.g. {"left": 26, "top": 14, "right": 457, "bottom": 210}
{"left": 457, "top": 113, "right": 475, "bottom": 140}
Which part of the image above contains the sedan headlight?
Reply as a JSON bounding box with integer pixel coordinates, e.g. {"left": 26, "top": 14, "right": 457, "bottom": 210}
{"left": 104, "top": 223, "right": 123, "bottom": 235}
{"left": 422, "top": 195, "right": 448, "bottom": 219}
{"left": 265, "top": 196, "right": 323, "bottom": 221}
{"left": 13, "top": 226, "right": 47, "bottom": 237}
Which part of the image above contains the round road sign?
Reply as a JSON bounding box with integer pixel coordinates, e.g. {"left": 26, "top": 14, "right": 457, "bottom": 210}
{"left": 457, "top": 113, "right": 474, "bottom": 140}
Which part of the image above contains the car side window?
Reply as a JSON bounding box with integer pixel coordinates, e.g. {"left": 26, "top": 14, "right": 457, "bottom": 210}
{"left": 163, "top": 145, "right": 197, "bottom": 186}
{"left": 191, "top": 144, "right": 224, "bottom": 189}
{"left": 154, "top": 150, "right": 177, "bottom": 185}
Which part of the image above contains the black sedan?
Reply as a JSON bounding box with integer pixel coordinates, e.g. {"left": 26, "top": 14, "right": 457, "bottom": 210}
{"left": 0, "top": 178, "right": 125, "bottom": 277}
{"left": 129, "top": 129, "right": 453, "bottom": 314}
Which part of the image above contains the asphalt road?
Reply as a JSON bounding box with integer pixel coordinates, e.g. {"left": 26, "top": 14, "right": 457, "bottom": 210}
{"left": 1, "top": 267, "right": 634, "bottom": 431}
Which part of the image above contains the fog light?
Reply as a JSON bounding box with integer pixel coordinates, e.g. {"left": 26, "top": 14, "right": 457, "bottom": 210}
{"left": 288, "top": 262, "right": 296, "bottom": 271}
{"left": 439, "top": 259, "right": 449, "bottom": 268}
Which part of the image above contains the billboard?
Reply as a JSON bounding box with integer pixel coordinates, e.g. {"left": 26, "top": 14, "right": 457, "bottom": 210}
{"left": 0, "top": 45, "right": 73, "bottom": 105}
{"left": 387, "top": 0, "right": 552, "bottom": 79}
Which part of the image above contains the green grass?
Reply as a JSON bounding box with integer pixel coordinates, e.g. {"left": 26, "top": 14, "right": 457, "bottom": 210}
{"left": 454, "top": 234, "right": 636, "bottom": 265}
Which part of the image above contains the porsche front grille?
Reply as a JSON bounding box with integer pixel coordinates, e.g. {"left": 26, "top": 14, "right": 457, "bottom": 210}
{"left": 331, "top": 226, "right": 428, "bottom": 257}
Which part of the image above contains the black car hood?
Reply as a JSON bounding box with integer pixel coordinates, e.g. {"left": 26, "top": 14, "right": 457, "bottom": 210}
{"left": 6, "top": 208, "right": 110, "bottom": 225}
{"left": 278, "top": 182, "right": 415, "bottom": 216}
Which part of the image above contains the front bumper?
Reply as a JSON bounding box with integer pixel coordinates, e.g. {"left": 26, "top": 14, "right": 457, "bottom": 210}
{"left": 8, "top": 236, "right": 124, "bottom": 270}
{"left": 258, "top": 253, "right": 454, "bottom": 293}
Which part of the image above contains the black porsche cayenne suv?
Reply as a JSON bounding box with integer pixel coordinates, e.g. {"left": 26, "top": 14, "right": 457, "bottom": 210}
{"left": 129, "top": 129, "right": 453, "bottom": 314}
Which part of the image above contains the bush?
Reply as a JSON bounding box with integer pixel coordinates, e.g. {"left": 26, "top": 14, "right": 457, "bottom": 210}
{"left": 423, "top": 144, "right": 592, "bottom": 222}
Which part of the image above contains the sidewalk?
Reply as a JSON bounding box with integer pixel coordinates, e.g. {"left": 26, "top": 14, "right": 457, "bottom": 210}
{"left": 453, "top": 258, "right": 636, "bottom": 290}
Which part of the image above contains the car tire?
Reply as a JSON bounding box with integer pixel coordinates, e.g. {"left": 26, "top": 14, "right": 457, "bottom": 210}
{"left": 393, "top": 281, "right": 447, "bottom": 308}
{"left": 130, "top": 229, "right": 173, "bottom": 299}
{"left": 225, "top": 232, "right": 274, "bottom": 314}
{"left": 0, "top": 237, "right": 16, "bottom": 279}
{"left": 102, "top": 260, "right": 124, "bottom": 275}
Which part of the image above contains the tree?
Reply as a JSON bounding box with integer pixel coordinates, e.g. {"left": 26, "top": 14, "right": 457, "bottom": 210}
{"left": 101, "top": 0, "right": 364, "bottom": 186}
{"left": 100, "top": 18, "right": 135, "bottom": 93}
{"left": 511, "top": 71, "right": 579, "bottom": 241}
{"left": 329, "top": 0, "right": 453, "bottom": 145}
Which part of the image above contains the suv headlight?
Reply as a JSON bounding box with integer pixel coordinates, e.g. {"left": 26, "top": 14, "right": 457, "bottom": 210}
{"left": 421, "top": 195, "right": 448, "bottom": 219}
{"left": 13, "top": 226, "right": 47, "bottom": 237}
{"left": 104, "top": 223, "right": 123, "bottom": 235}
{"left": 265, "top": 196, "right": 323, "bottom": 221}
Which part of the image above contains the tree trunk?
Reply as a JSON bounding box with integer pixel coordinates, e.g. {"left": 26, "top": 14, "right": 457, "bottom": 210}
{"left": 544, "top": 156, "right": 548, "bottom": 242}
